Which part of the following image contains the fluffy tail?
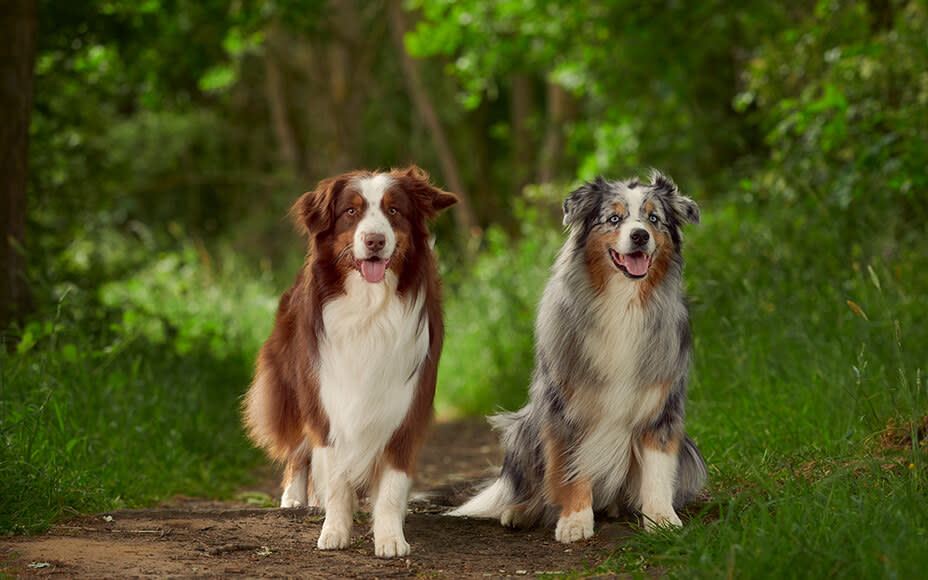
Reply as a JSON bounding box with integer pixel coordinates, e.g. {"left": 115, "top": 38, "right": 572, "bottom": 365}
{"left": 674, "top": 434, "right": 708, "bottom": 507}
{"left": 448, "top": 410, "right": 528, "bottom": 518}
{"left": 447, "top": 477, "right": 514, "bottom": 518}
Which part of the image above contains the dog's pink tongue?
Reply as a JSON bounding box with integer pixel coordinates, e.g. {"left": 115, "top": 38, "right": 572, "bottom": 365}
{"left": 623, "top": 252, "right": 650, "bottom": 277}
{"left": 360, "top": 259, "right": 388, "bottom": 283}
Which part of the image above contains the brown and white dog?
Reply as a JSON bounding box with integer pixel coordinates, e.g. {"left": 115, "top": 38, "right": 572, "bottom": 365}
{"left": 450, "top": 171, "right": 706, "bottom": 542}
{"left": 243, "top": 166, "right": 458, "bottom": 557}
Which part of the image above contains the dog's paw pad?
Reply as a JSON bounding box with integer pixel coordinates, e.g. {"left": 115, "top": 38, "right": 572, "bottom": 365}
{"left": 317, "top": 528, "right": 350, "bottom": 550}
{"left": 555, "top": 510, "right": 594, "bottom": 543}
{"left": 374, "top": 535, "right": 409, "bottom": 558}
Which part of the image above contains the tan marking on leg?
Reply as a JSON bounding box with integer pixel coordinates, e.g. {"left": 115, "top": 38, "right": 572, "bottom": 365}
{"left": 546, "top": 426, "right": 596, "bottom": 542}
{"left": 640, "top": 429, "right": 681, "bottom": 455}
{"left": 543, "top": 426, "right": 592, "bottom": 516}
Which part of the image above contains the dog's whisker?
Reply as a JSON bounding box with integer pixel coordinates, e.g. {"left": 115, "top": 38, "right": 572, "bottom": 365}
{"left": 334, "top": 244, "right": 354, "bottom": 265}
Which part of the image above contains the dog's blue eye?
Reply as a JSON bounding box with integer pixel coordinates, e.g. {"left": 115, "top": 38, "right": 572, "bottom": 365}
{"left": 609, "top": 215, "right": 620, "bottom": 224}
{"left": 649, "top": 214, "right": 659, "bottom": 224}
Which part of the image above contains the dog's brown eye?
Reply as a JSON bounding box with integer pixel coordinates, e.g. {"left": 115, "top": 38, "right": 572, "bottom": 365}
{"left": 389, "top": 207, "right": 398, "bottom": 216}
{"left": 346, "top": 208, "right": 357, "bottom": 216}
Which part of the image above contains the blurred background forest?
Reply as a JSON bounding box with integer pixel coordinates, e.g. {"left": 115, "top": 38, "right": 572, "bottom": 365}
{"left": 3, "top": 0, "right": 928, "bottom": 574}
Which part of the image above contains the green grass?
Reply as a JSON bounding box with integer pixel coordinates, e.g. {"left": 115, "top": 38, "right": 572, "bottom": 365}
{"left": 0, "top": 242, "right": 274, "bottom": 535}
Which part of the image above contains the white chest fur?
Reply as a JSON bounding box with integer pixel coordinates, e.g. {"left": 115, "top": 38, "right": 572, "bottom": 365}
{"left": 571, "top": 279, "right": 669, "bottom": 507}
{"left": 317, "top": 271, "right": 429, "bottom": 484}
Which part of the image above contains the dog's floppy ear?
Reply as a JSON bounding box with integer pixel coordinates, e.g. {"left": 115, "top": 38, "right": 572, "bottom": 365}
{"left": 292, "top": 175, "right": 348, "bottom": 235}
{"left": 397, "top": 165, "right": 459, "bottom": 218}
{"left": 563, "top": 177, "right": 606, "bottom": 227}
{"left": 650, "top": 169, "right": 700, "bottom": 225}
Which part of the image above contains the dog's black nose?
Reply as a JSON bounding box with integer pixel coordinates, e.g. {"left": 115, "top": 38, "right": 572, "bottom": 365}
{"left": 630, "top": 228, "right": 650, "bottom": 245}
{"left": 365, "top": 233, "right": 386, "bottom": 252}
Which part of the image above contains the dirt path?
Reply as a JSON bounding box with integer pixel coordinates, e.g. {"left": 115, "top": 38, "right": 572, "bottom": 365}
{"left": 2, "top": 419, "right": 635, "bottom": 578}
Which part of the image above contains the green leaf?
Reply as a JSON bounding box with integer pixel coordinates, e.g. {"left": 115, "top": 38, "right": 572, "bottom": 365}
{"left": 61, "top": 344, "right": 79, "bottom": 363}
{"left": 198, "top": 66, "right": 237, "bottom": 93}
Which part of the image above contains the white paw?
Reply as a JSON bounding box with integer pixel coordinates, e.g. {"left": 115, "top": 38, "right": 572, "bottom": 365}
{"left": 374, "top": 534, "right": 410, "bottom": 558}
{"left": 280, "top": 496, "right": 304, "bottom": 508}
{"left": 281, "top": 484, "right": 307, "bottom": 508}
{"left": 642, "top": 509, "right": 682, "bottom": 531}
{"left": 280, "top": 476, "right": 308, "bottom": 507}
{"left": 317, "top": 526, "right": 350, "bottom": 550}
{"left": 555, "top": 508, "right": 594, "bottom": 543}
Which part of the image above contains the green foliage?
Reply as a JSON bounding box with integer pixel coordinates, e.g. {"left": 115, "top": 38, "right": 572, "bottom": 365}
{"left": 437, "top": 199, "right": 563, "bottom": 415}
{"left": 1, "top": 240, "right": 277, "bottom": 535}
{"left": 738, "top": 0, "right": 928, "bottom": 226}
{"left": 406, "top": 0, "right": 800, "bottom": 187}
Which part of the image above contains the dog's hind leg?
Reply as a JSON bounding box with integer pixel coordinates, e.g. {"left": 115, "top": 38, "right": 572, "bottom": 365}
{"left": 281, "top": 438, "right": 314, "bottom": 507}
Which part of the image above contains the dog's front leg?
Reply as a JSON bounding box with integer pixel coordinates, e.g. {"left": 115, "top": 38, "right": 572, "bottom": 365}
{"left": 545, "top": 427, "right": 594, "bottom": 543}
{"left": 371, "top": 466, "right": 412, "bottom": 557}
{"left": 314, "top": 447, "right": 354, "bottom": 550}
{"left": 552, "top": 477, "right": 594, "bottom": 543}
{"left": 638, "top": 434, "right": 683, "bottom": 531}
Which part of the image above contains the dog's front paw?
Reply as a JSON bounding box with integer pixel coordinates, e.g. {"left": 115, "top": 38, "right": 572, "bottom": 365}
{"left": 374, "top": 534, "right": 410, "bottom": 558}
{"left": 555, "top": 508, "right": 594, "bottom": 543}
{"left": 317, "top": 526, "right": 350, "bottom": 550}
{"left": 641, "top": 509, "right": 682, "bottom": 531}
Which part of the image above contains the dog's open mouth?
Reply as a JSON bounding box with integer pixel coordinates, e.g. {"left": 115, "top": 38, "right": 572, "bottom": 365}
{"left": 609, "top": 249, "right": 651, "bottom": 279}
{"left": 356, "top": 257, "right": 391, "bottom": 283}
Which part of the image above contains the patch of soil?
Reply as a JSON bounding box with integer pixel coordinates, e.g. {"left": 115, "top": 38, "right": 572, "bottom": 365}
{"left": 2, "top": 419, "right": 640, "bottom": 578}
{"left": 878, "top": 415, "right": 928, "bottom": 452}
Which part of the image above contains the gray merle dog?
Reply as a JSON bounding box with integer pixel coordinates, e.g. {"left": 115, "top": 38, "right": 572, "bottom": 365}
{"left": 450, "top": 171, "right": 706, "bottom": 543}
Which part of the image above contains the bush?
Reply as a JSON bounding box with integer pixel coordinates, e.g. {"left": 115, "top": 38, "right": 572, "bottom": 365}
{"left": 737, "top": 0, "right": 928, "bottom": 232}
{"left": 1, "top": 235, "right": 278, "bottom": 534}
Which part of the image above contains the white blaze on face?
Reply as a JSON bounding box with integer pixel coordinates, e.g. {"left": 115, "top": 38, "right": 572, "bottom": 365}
{"left": 608, "top": 185, "right": 656, "bottom": 278}
{"left": 615, "top": 186, "right": 654, "bottom": 255}
{"left": 353, "top": 174, "right": 397, "bottom": 282}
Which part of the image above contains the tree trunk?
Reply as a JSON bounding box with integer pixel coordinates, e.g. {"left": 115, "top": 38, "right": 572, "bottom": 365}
{"left": 386, "top": 0, "right": 480, "bottom": 237}
{"left": 510, "top": 74, "right": 534, "bottom": 193}
{"left": 538, "top": 82, "right": 574, "bottom": 185}
{"left": 326, "top": 0, "right": 365, "bottom": 174}
{"left": 0, "top": 0, "right": 37, "bottom": 333}
{"left": 263, "top": 24, "right": 302, "bottom": 176}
